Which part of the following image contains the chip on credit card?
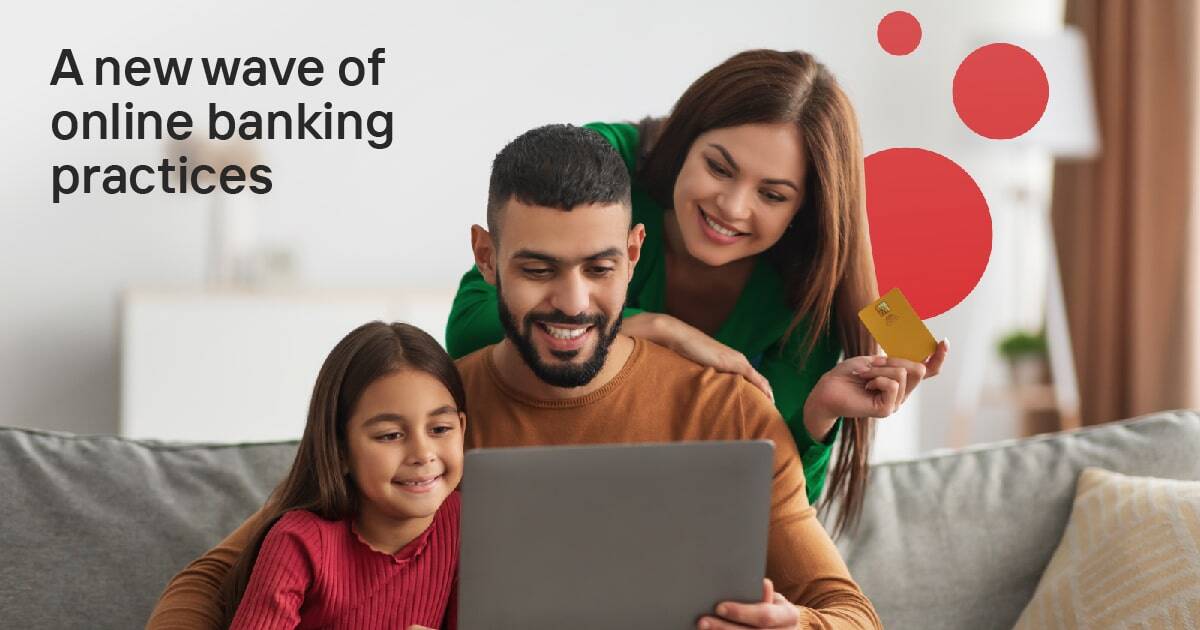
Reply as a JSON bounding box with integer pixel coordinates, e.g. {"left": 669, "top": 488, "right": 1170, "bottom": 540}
{"left": 857, "top": 287, "right": 938, "bottom": 362}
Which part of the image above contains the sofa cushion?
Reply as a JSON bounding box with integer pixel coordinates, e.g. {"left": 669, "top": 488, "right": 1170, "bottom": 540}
{"left": 0, "top": 428, "right": 297, "bottom": 630}
{"left": 828, "top": 410, "right": 1200, "bottom": 629}
{"left": 1013, "top": 467, "right": 1200, "bottom": 628}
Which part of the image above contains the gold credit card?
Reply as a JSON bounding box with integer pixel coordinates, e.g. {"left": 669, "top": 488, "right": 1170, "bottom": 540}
{"left": 857, "top": 288, "right": 938, "bottom": 362}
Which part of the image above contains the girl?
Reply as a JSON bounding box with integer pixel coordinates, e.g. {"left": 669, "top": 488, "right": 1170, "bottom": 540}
{"left": 220, "top": 322, "right": 465, "bottom": 629}
{"left": 446, "top": 49, "right": 948, "bottom": 536}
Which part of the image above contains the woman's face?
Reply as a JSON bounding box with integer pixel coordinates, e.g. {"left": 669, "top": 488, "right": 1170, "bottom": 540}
{"left": 671, "top": 122, "right": 807, "bottom": 267}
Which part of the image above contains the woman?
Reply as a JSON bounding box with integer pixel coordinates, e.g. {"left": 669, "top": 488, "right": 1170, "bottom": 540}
{"left": 447, "top": 49, "right": 947, "bottom": 535}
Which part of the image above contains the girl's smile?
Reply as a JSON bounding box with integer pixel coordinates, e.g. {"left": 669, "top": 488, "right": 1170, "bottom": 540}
{"left": 392, "top": 472, "right": 446, "bottom": 494}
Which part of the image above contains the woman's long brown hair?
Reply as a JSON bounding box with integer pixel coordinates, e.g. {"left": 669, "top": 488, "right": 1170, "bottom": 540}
{"left": 217, "top": 322, "right": 467, "bottom": 626}
{"left": 637, "top": 49, "right": 879, "bottom": 537}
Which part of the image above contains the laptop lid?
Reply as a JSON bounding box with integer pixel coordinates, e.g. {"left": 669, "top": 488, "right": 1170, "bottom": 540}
{"left": 458, "top": 440, "right": 774, "bottom": 629}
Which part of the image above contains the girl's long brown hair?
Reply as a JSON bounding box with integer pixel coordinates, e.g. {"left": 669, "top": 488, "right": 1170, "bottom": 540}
{"left": 217, "top": 322, "right": 467, "bottom": 626}
{"left": 637, "top": 49, "right": 879, "bottom": 537}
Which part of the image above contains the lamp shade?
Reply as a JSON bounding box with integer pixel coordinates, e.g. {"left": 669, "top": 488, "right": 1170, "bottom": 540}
{"left": 1004, "top": 27, "right": 1101, "bottom": 159}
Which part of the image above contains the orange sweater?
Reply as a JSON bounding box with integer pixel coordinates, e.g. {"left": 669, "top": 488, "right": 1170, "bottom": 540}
{"left": 147, "top": 338, "right": 879, "bottom": 630}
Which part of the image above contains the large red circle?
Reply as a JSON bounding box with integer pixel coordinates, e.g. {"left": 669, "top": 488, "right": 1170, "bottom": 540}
{"left": 953, "top": 43, "right": 1049, "bottom": 139}
{"left": 865, "top": 148, "right": 992, "bottom": 319}
{"left": 877, "top": 11, "right": 922, "bottom": 56}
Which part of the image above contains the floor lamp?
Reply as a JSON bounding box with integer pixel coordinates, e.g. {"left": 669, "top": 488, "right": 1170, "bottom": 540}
{"left": 951, "top": 27, "right": 1099, "bottom": 444}
{"left": 1016, "top": 27, "right": 1099, "bottom": 429}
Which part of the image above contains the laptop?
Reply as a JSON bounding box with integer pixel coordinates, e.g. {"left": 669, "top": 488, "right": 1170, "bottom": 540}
{"left": 457, "top": 440, "right": 774, "bottom": 630}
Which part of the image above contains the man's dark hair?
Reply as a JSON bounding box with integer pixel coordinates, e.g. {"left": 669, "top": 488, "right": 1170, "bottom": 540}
{"left": 486, "top": 124, "right": 632, "bottom": 239}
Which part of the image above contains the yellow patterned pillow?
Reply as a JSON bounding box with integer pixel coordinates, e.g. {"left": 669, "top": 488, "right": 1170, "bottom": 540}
{"left": 1014, "top": 468, "right": 1200, "bottom": 629}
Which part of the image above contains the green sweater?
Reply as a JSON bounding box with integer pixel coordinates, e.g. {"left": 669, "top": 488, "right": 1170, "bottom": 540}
{"left": 445, "top": 122, "right": 842, "bottom": 504}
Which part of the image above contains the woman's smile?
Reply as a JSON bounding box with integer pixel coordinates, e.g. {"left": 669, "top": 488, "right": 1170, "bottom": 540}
{"left": 697, "top": 206, "right": 750, "bottom": 244}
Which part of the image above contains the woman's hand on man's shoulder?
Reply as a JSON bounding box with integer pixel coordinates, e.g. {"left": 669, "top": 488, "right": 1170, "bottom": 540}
{"left": 624, "top": 311, "right": 774, "bottom": 402}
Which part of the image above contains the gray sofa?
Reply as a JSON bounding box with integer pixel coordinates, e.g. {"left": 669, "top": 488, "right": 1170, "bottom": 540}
{"left": 2, "top": 410, "right": 1197, "bottom": 629}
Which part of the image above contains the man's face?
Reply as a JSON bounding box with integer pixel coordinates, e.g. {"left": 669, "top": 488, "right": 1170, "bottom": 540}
{"left": 474, "top": 199, "right": 643, "bottom": 388}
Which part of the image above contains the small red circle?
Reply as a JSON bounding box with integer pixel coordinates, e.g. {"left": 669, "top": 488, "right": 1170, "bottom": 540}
{"left": 953, "top": 43, "right": 1049, "bottom": 139}
{"left": 877, "top": 11, "right": 922, "bottom": 56}
{"left": 865, "top": 148, "right": 993, "bottom": 319}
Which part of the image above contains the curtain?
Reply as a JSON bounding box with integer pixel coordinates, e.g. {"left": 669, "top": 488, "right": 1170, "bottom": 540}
{"left": 1051, "top": 0, "right": 1199, "bottom": 424}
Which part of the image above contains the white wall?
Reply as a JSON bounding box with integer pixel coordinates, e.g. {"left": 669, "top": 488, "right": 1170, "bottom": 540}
{"left": 1, "top": 0, "right": 1061, "bottom": 443}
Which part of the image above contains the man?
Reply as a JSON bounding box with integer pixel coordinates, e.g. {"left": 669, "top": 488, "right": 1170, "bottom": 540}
{"left": 148, "top": 125, "right": 884, "bottom": 629}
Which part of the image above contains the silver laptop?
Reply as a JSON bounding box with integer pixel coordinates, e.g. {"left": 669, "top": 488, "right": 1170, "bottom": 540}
{"left": 458, "top": 441, "right": 774, "bottom": 630}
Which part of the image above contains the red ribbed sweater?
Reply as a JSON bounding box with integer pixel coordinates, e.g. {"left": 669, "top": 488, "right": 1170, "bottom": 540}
{"left": 229, "top": 491, "right": 460, "bottom": 630}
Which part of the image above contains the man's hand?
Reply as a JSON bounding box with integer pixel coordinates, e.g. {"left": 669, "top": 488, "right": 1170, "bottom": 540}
{"left": 698, "top": 578, "right": 798, "bottom": 629}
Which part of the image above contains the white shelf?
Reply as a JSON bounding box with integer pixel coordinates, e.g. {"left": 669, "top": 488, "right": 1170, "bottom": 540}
{"left": 120, "top": 288, "right": 455, "bottom": 442}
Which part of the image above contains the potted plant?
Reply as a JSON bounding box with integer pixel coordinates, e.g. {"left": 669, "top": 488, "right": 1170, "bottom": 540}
{"left": 998, "top": 329, "right": 1049, "bottom": 386}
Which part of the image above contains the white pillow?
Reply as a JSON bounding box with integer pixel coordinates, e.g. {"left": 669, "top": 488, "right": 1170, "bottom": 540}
{"left": 1014, "top": 467, "right": 1200, "bottom": 628}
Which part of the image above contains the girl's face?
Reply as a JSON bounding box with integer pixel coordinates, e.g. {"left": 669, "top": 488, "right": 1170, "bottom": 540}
{"left": 344, "top": 369, "right": 465, "bottom": 525}
{"left": 671, "top": 122, "right": 808, "bottom": 267}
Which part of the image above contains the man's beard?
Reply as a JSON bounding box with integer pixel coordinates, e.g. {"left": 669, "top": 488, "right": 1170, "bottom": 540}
{"left": 496, "top": 278, "right": 622, "bottom": 388}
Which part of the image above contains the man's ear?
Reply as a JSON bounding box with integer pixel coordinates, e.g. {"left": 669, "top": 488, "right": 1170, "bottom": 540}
{"left": 627, "top": 223, "right": 646, "bottom": 281}
{"left": 470, "top": 224, "right": 498, "bottom": 285}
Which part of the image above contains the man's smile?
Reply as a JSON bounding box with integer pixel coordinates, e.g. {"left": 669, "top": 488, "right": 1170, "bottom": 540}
{"left": 535, "top": 322, "right": 594, "bottom": 352}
